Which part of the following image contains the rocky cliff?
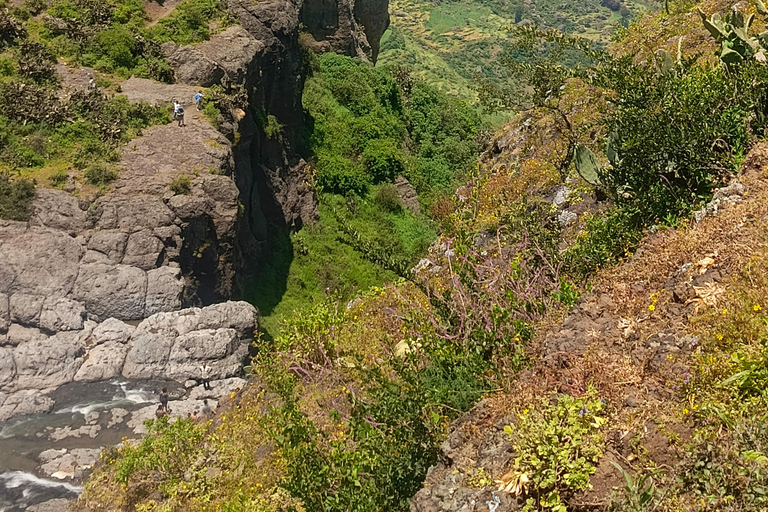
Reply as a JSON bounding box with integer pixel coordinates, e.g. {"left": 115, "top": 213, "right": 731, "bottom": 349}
{"left": 0, "top": 0, "right": 390, "bottom": 420}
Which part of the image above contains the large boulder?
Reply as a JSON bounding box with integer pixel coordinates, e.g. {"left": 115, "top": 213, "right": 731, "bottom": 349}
{"left": 39, "top": 297, "right": 86, "bottom": 332}
{"left": 145, "top": 267, "right": 185, "bottom": 317}
{"left": 72, "top": 263, "right": 148, "bottom": 322}
{"left": 0, "top": 222, "right": 84, "bottom": 298}
{"left": 91, "top": 317, "right": 135, "bottom": 345}
{"left": 121, "top": 332, "right": 175, "bottom": 379}
{"left": 28, "top": 189, "right": 87, "bottom": 236}
{"left": 74, "top": 341, "right": 129, "bottom": 382}
{"left": 12, "top": 334, "right": 86, "bottom": 390}
{"left": 0, "top": 389, "right": 55, "bottom": 421}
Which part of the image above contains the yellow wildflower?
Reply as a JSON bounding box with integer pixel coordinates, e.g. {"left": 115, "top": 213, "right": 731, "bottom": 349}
{"left": 648, "top": 304, "right": 656, "bottom": 312}
{"left": 754, "top": 304, "right": 762, "bottom": 312}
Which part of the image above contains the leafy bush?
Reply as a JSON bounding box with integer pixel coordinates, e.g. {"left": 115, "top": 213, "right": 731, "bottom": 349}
{"left": 315, "top": 153, "right": 369, "bottom": 196}
{"left": 563, "top": 210, "right": 643, "bottom": 280}
{"left": 115, "top": 416, "right": 205, "bottom": 484}
{"left": 84, "top": 162, "right": 117, "bottom": 185}
{"left": 0, "top": 172, "right": 35, "bottom": 221}
{"left": 146, "top": 0, "right": 231, "bottom": 45}
{"left": 0, "top": 9, "right": 26, "bottom": 49}
{"left": 505, "top": 386, "right": 607, "bottom": 511}
{"left": 363, "top": 139, "right": 405, "bottom": 183}
{"left": 264, "top": 114, "right": 283, "bottom": 140}
{"left": 16, "top": 40, "right": 57, "bottom": 84}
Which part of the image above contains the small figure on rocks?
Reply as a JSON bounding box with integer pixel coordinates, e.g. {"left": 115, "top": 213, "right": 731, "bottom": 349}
{"left": 194, "top": 91, "right": 203, "bottom": 111}
{"left": 88, "top": 78, "right": 96, "bottom": 91}
{"left": 173, "top": 100, "right": 185, "bottom": 127}
{"left": 200, "top": 361, "right": 212, "bottom": 391}
{"left": 201, "top": 399, "right": 211, "bottom": 417}
{"left": 155, "top": 404, "right": 167, "bottom": 419}
{"left": 160, "top": 387, "right": 170, "bottom": 412}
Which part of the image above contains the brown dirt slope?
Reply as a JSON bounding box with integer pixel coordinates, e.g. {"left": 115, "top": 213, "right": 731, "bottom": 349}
{"left": 412, "top": 144, "right": 768, "bottom": 511}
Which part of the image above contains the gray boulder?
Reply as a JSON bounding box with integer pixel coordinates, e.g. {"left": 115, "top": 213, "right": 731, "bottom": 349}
{"left": 72, "top": 263, "right": 148, "bottom": 322}
{"left": 122, "top": 332, "right": 175, "bottom": 379}
{"left": 197, "top": 301, "right": 258, "bottom": 338}
{"left": 87, "top": 230, "right": 128, "bottom": 263}
{"left": 39, "top": 297, "right": 86, "bottom": 332}
{"left": 5, "top": 323, "right": 47, "bottom": 346}
{"left": 38, "top": 447, "right": 101, "bottom": 480}
{"left": 9, "top": 293, "right": 45, "bottom": 326}
{"left": 145, "top": 266, "right": 184, "bottom": 316}
{"left": 13, "top": 334, "right": 85, "bottom": 390}
{"left": 88, "top": 194, "right": 176, "bottom": 231}
{"left": 122, "top": 230, "right": 165, "bottom": 270}
{"left": 28, "top": 189, "right": 87, "bottom": 236}
{"left": 0, "top": 389, "right": 55, "bottom": 422}
{"left": 74, "top": 341, "right": 129, "bottom": 382}
{"left": 91, "top": 317, "right": 135, "bottom": 345}
{"left": 0, "top": 222, "right": 84, "bottom": 298}
{"left": 165, "top": 44, "right": 224, "bottom": 86}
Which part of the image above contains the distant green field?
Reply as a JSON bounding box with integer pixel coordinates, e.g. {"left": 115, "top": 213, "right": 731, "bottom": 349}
{"left": 379, "top": 0, "right": 658, "bottom": 105}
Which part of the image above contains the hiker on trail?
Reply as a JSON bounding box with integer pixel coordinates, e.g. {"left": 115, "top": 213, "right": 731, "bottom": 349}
{"left": 200, "top": 361, "right": 212, "bottom": 391}
{"left": 201, "top": 399, "right": 211, "bottom": 417}
{"left": 194, "top": 91, "right": 203, "bottom": 111}
{"left": 155, "top": 404, "right": 167, "bottom": 419}
{"left": 173, "top": 101, "right": 185, "bottom": 127}
{"left": 160, "top": 387, "right": 170, "bottom": 412}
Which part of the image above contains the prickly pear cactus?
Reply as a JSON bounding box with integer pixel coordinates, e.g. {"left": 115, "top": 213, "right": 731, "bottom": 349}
{"left": 574, "top": 144, "right": 602, "bottom": 187}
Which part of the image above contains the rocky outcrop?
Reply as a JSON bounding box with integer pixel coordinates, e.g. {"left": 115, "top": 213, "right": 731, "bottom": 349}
{"left": 0, "top": 301, "right": 257, "bottom": 422}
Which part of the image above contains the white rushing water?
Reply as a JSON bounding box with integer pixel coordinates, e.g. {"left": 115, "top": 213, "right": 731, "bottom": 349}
{"left": 0, "top": 471, "right": 82, "bottom": 511}
{"left": 0, "top": 379, "right": 174, "bottom": 511}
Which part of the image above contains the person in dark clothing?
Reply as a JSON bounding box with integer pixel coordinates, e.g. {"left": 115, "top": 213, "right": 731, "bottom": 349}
{"left": 160, "top": 387, "right": 169, "bottom": 412}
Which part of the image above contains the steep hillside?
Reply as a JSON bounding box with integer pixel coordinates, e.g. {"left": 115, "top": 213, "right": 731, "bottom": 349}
{"left": 378, "top": 0, "right": 657, "bottom": 101}
{"left": 20, "top": 0, "right": 768, "bottom": 511}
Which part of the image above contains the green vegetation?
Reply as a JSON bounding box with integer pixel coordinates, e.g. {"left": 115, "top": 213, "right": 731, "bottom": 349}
{"left": 169, "top": 174, "right": 192, "bottom": 195}
{"left": 36, "top": 0, "right": 234, "bottom": 81}
{"left": 378, "top": 0, "right": 657, "bottom": 103}
{"left": 505, "top": 387, "right": 607, "bottom": 511}
{"left": 0, "top": 171, "right": 35, "bottom": 220}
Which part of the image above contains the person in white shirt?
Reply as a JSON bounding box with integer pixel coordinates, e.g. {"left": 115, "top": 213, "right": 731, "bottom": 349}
{"left": 200, "top": 361, "right": 211, "bottom": 390}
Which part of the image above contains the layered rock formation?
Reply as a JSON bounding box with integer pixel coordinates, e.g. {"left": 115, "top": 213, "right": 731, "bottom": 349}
{"left": 0, "top": 0, "right": 389, "bottom": 422}
{"left": 0, "top": 301, "right": 257, "bottom": 421}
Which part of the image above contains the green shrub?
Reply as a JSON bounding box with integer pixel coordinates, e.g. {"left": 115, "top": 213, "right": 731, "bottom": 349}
{"left": 84, "top": 162, "right": 117, "bottom": 185}
{"left": 203, "top": 100, "right": 221, "bottom": 128}
{"left": 315, "top": 153, "right": 370, "bottom": 196}
{"left": 264, "top": 114, "right": 283, "bottom": 140}
{"left": 146, "top": 0, "right": 230, "bottom": 45}
{"left": 505, "top": 386, "right": 607, "bottom": 511}
{"left": 373, "top": 183, "right": 402, "bottom": 213}
{"left": 115, "top": 416, "right": 205, "bottom": 484}
{"left": 563, "top": 209, "right": 642, "bottom": 280}
{"left": 16, "top": 40, "right": 57, "bottom": 84}
{"left": 87, "top": 26, "right": 136, "bottom": 72}
{"left": 169, "top": 174, "right": 192, "bottom": 195}
{"left": 363, "top": 139, "right": 405, "bottom": 183}
{"left": 0, "top": 171, "right": 35, "bottom": 221}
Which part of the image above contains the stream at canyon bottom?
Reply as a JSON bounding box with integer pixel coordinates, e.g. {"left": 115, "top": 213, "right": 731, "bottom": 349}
{"left": 0, "top": 379, "right": 183, "bottom": 511}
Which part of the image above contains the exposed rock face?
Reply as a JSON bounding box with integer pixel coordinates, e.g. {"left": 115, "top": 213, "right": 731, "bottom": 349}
{"left": 0, "top": 301, "right": 257, "bottom": 421}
